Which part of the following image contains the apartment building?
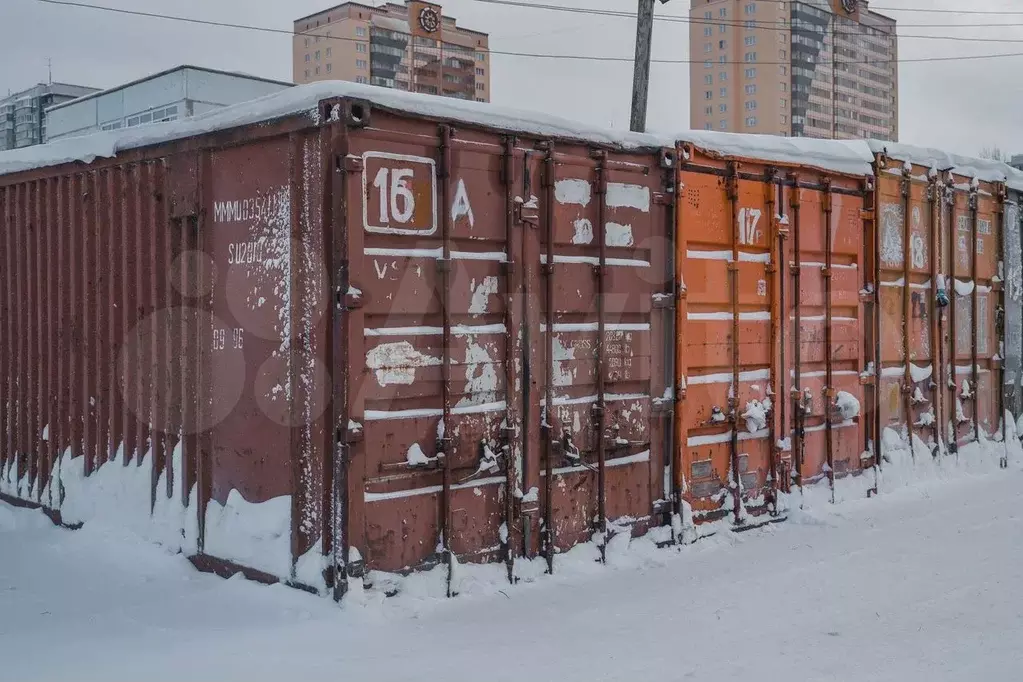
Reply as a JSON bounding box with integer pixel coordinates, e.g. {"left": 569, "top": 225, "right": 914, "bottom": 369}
{"left": 689, "top": 0, "right": 898, "bottom": 141}
{"left": 293, "top": 1, "right": 490, "bottom": 102}
{"left": 0, "top": 82, "right": 98, "bottom": 151}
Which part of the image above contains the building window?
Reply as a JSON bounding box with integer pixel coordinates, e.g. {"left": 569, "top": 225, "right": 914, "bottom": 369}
{"left": 326, "top": 47, "right": 332, "bottom": 57}
{"left": 744, "top": 2, "right": 756, "bottom": 14}
{"left": 705, "top": 106, "right": 713, "bottom": 115}
{"left": 744, "top": 52, "right": 757, "bottom": 62}
{"left": 719, "top": 104, "right": 727, "bottom": 113}
{"left": 745, "top": 20, "right": 755, "bottom": 29}
{"left": 477, "top": 83, "right": 485, "bottom": 91}
{"left": 720, "top": 87, "right": 727, "bottom": 97}
{"left": 719, "top": 71, "right": 727, "bottom": 82}
{"left": 719, "top": 40, "right": 726, "bottom": 49}
{"left": 704, "top": 27, "right": 712, "bottom": 37}
{"left": 745, "top": 68, "right": 756, "bottom": 78}
{"left": 778, "top": 33, "right": 787, "bottom": 43}
{"left": 704, "top": 11, "right": 712, "bottom": 19}
{"left": 704, "top": 43, "right": 712, "bottom": 53}
{"left": 304, "top": 69, "right": 310, "bottom": 79}
{"left": 326, "top": 63, "right": 332, "bottom": 73}
{"left": 779, "top": 65, "right": 787, "bottom": 76}
{"left": 745, "top": 84, "right": 756, "bottom": 95}
{"left": 719, "top": 56, "right": 726, "bottom": 63}
{"left": 356, "top": 75, "right": 367, "bottom": 84}
{"left": 304, "top": 38, "right": 310, "bottom": 47}
{"left": 356, "top": 26, "right": 366, "bottom": 37}
{"left": 356, "top": 43, "right": 366, "bottom": 53}
{"left": 780, "top": 82, "right": 787, "bottom": 92}
{"left": 745, "top": 36, "right": 756, "bottom": 46}
{"left": 779, "top": 49, "right": 786, "bottom": 59}
{"left": 705, "top": 91, "right": 713, "bottom": 100}
{"left": 780, "top": 98, "right": 787, "bottom": 109}
{"left": 704, "top": 60, "right": 712, "bottom": 69}
{"left": 315, "top": 66, "right": 320, "bottom": 75}
{"left": 719, "top": 8, "right": 727, "bottom": 17}
{"left": 720, "top": 24, "right": 727, "bottom": 34}
{"left": 305, "top": 54, "right": 310, "bottom": 62}
{"left": 745, "top": 100, "right": 757, "bottom": 111}
{"left": 704, "top": 74, "right": 713, "bottom": 85}
{"left": 476, "top": 67, "right": 484, "bottom": 76}
{"left": 476, "top": 52, "right": 486, "bottom": 61}
{"left": 745, "top": 116, "right": 757, "bottom": 127}
{"left": 315, "top": 50, "right": 320, "bottom": 60}
{"left": 705, "top": 123, "right": 712, "bottom": 130}
{"left": 781, "top": 114, "right": 788, "bottom": 124}
{"left": 719, "top": 120, "right": 727, "bottom": 129}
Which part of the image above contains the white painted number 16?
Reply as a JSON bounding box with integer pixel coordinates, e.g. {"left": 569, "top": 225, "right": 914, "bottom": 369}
{"left": 373, "top": 167, "right": 415, "bottom": 224}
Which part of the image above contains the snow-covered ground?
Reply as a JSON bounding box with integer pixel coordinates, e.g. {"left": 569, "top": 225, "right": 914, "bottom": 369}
{"left": 3, "top": 443, "right": 1023, "bottom": 681}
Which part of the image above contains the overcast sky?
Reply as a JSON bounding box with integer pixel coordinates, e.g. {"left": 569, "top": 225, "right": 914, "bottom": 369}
{"left": 3, "top": 0, "right": 1023, "bottom": 157}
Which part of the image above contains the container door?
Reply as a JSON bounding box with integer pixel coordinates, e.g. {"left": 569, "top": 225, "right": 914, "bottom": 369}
{"left": 536, "top": 144, "right": 673, "bottom": 559}
{"left": 676, "top": 157, "right": 777, "bottom": 526}
{"left": 343, "top": 116, "right": 519, "bottom": 574}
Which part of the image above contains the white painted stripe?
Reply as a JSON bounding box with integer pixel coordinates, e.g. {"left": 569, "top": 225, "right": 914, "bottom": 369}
{"left": 540, "top": 254, "right": 651, "bottom": 268}
{"left": 804, "top": 419, "right": 857, "bottom": 434}
{"left": 365, "top": 401, "right": 506, "bottom": 421}
{"left": 364, "top": 247, "right": 508, "bottom": 262}
{"left": 796, "top": 261, "right": 859, "bottom": 270}
{"left": 365, "top": 474, "right": 506, "bottom": 503}
{"left": 687, "top": 429, "right": 770, "bottom": 447}
{"left": 365, "top": 324, "right": 506, "bottom": 337}
{"left": 541, "top": 393, "right": 650, "bottom": 407}
{"left": 686, "top": 249, "right": 772, "bottom": 263}
{"left": 791, "top": 370, "right": 861, "bottom": 379}
{"left": 688, "top": 311, "right": 771, "bottom": 321}
{"left": 687, "top": 369, "right": 770, "bottom": 385}
{"left": 542, "top": 450, "right": 652, "bottom": 477}
{"left": 541, "top": 322, "right": 650, "bottom": 333}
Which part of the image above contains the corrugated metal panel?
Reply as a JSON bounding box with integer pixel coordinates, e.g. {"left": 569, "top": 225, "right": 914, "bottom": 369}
{"left": 676, "top": 145, "right": 869, "bottom": 524}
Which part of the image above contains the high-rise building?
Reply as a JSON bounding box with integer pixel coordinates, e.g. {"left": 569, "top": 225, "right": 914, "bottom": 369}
{"left": 293, "top": 1, "right": 490, "bottom": 102}
{"left": 0, "top": 82, "right": 98, "bottom": 151}
{"left": 689, "top": 0, "right": 898, "bottom": 141}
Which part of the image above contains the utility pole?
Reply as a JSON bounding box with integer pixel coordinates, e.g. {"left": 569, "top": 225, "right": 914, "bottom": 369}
{"left": 630, "top": 0, "right": 662, "bottom": 133}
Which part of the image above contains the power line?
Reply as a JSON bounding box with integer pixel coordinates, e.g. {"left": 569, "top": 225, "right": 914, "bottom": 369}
{"left": 746, "top": 0, "right": 1023, "bottom": 12}
{"left": 471, "top": 0, "right": 1023, "bottom": 29}
{"left": 32, "top": 0, "right": 1023, "bottom": 66}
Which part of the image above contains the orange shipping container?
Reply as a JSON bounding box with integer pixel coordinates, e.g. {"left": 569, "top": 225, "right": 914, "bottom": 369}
{"left": 673, "top": 139, "right": 874, "bottom": 528}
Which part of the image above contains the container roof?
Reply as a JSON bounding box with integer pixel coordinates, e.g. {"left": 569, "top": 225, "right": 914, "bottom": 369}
{"left": 3, "top": 80, "right": 1021, "bottom": 191}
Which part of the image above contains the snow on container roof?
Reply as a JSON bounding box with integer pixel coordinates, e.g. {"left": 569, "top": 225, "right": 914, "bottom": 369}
{"left": 0, "top": 81, "right": 673, "bottom": 177}
{"left": 868, "top": 140, "right": 1023, "bottom": 191}
{"left": 678, "top": 130, "right": 875, "bottom": 177}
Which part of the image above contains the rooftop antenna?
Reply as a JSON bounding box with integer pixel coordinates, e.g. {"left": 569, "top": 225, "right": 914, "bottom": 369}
{"left": 47, "top": 57, "right": 52, "bottom": 84}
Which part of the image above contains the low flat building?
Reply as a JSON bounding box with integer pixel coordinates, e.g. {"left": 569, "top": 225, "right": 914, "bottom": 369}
{"left": 45, "top": 65, "right": 293, "bottom": 142}
{"left": 0, "top": 82, "right": 99, "bottom": 151}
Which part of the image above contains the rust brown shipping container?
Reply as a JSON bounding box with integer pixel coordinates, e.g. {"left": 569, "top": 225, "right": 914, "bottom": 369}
{"left": 673, "top": 138, "right": 874, "bottom": 531}
{"left": 869, "top": 144, "right": 1011, "bottom": 458}
{"left": 0, "top": 84, "right": 675, "bottom": 594}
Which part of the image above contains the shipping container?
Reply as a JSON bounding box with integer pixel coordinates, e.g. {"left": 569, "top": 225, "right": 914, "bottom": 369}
{"left": 0, "top": 84, "right": 675, "bottom": 593}
{"left": 673, "top": 141, "right": 873, "bottom": 528}
{"left": 869, "top": 145, "right": 1010, "bottom": 457}
{"left": 2, "top": 82, "right": 1022, "bottom": 598}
